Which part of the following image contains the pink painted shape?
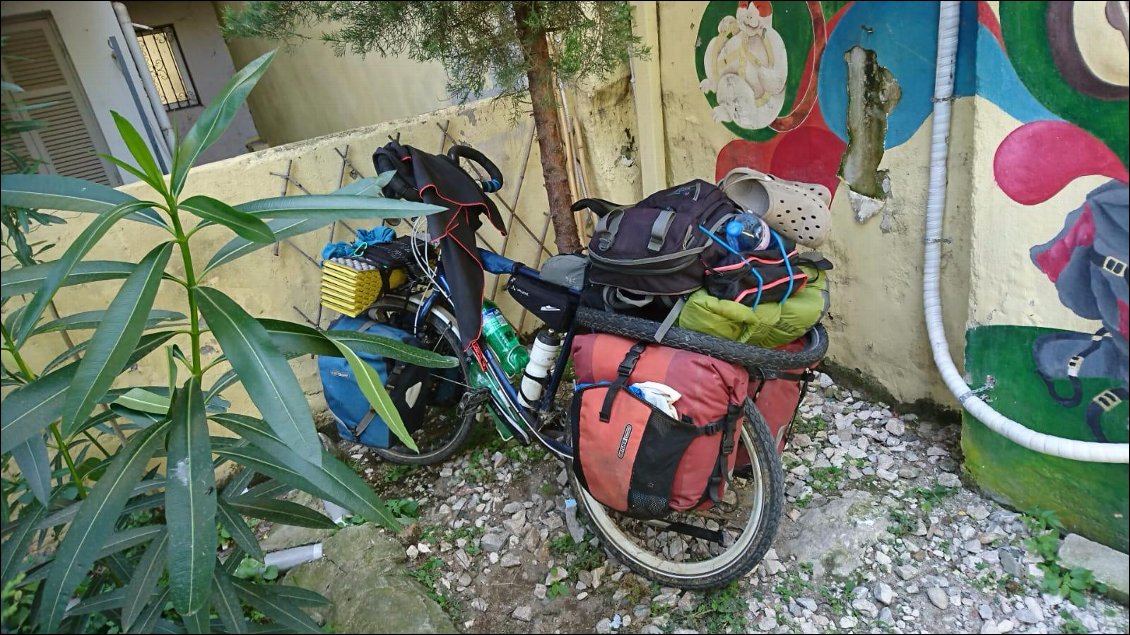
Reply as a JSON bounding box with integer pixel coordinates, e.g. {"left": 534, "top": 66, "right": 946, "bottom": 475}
{"left": 994, "top": 120, "right": 1130, "bottom": 205}
{"left": 1033, "top": 205, "right": 1095, "bottom": 283}
{"left": 716, "top": 136, "right": 782, "bottom": 182}
{"left": 769, "top": 125, "right": 847, "bottom": 195}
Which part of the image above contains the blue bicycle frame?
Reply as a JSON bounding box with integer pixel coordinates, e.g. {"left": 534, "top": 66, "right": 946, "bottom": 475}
{"left": 424, "top": 249, "right": 578, "bottom": 460}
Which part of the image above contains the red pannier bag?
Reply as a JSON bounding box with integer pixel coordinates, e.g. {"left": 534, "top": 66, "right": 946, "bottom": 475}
{"left": 738, "top": 338, "right": 819, "bottom": 466}
{"left": 570, "top": 334, "right": 748, "bottom": 518}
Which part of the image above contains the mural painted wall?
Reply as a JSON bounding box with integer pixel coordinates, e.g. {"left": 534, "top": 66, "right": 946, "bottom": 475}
{"left": 676, "top": 0, "right": 1128, "bottom": 549}
{"left": 962, "top": 0, "right": 1128, "bottom": 551}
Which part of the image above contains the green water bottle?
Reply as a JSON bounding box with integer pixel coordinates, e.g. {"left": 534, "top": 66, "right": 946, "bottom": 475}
{"left": 481, "top": 300, "right": 529, "bottom": 375}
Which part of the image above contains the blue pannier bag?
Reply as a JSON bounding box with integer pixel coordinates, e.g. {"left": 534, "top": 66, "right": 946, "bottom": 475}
{"left": 319, "top": 316, "right": 432, "bottom": 448}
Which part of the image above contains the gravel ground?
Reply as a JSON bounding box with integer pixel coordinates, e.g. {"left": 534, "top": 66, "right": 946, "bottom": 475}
{"left": 349, "top": 372, "right": 1129, "bottom": 634}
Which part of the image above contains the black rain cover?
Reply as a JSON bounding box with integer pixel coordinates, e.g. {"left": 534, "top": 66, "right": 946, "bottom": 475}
{"left": 373, "top": 140, "right": 506, "bottom": 351}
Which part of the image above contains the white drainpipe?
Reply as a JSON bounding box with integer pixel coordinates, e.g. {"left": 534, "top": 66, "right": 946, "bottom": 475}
{"left": 112, "top": 2, "right": 175, "bottom": 159}
{"left": 923, "top": 1, "right": 1128, "bottom": 463}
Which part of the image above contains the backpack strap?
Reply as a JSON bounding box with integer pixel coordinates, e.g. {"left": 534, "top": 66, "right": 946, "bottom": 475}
{"left": 1036, "top": 329, "right": 1111, "bottom": 408}
{"left": 570, "top": 198, "right": 627, "bottom": 217}
{"left": 648, "top": 208, "right": 677, "bottom": 253}
{"left": 593, "top": 209, "right": 626, "bottom": 251}
{"left": 1091, "top": 251, "right": 1128, "bottom": 285}
{"left": 1086, "top": 387, "right": 1128, "bottom": 443}
{"left": 599, "top": 342, "right": 648, "bottom": 422}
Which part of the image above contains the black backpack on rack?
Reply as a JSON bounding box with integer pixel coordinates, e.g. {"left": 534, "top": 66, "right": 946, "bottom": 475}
{"left": 573, "top": 180, "right": 739, "bottom": 297}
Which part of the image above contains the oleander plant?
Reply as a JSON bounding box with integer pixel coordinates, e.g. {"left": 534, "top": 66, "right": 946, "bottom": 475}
{"left": 0, "top": 50, "right": 454, "bottom": 633}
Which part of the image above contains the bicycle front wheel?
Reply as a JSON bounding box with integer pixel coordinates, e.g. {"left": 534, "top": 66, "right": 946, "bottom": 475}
{"left": 363, "top": 295, "right": 476, "bottom": 466}
{"left": 570, "top": 399, "right": 784, "bottom": 589}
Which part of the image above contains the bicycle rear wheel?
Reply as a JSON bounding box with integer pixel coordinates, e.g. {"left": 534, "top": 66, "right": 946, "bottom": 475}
{"left": 570, "top": 399, "right": 784, "bottom": 589}
{"left": 362, "top": 295, "right": 476, "bottom": 466}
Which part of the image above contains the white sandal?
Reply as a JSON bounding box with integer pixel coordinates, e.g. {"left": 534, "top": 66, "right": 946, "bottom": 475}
{"left": 718, "top": 167, "right": 831, "bottom": 247}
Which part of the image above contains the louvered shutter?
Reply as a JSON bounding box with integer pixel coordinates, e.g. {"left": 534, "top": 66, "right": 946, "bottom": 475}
{"left": 1, "top": 18, "right": 118, "bottom": 185}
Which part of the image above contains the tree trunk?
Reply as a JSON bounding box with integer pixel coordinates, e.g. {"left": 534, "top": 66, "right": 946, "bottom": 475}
{"left": 514, "top": 2, "right": 582, "bottom": 254}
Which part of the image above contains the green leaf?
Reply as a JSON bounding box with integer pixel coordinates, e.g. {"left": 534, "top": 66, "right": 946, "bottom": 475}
{"left": 0, "top": 260, "right": 136, "bottom": 300}
{"left": 262, "top": 318, "right": 456, "bottom": 368}
{"left": 195, "top": 286, "right": 320, "bottom": 465}
{"left": 264, "top": 585, "right": 331, "bottom": 607}
{"left": 1, "top": 502, "right": 44, "bottom": 586}
{"left": 1, "top": 363, "right": 77, "bottom": 454}
{"left": 119, "top": 527, "right": 167, "bottom": 631}
{"left": 12, "top": 201, "right": 157, "bottom": 346}
{"left": 59, "top": 242, "right": 174, "bottom": 435}
{"left": 200, "top": 176, "right": 393, "bottom": 274}
{"left": 203, "top": 217, "right": 324, "bottom": 275}
{"left": 32, "top": 308, "right": 185, "bottom": 335}
{"left": 172, "top": 50, "right": 276, "bottom": 195}
{"left": 99, "top": 524, "right": 165, "bottom": 559}
{"left": 241, "top": 479, "right": 293, "bottom": 501}
{"left": 43, "top": 328, "right": 177, "bottom": 377}
{"left": 217, "top": 499, "right": 264, "bottom": 560}
{"left": 223, "top": 495, "right": 336, "bottom": 529}
{"left": 231, "top": 578, "right": 322, "bottom": 633}
{"left": 165, "top": 376, "right": 216, "bottom": 616}
{"left": 0, "top": 174, "right": 165, "bottom": 226}
{"left": 111, "top": 111, "right": 166, "bottom": 192}
{"left": 101, "top": 153, "right": 159, "bottom": 186}
{"left": 11, "top": 434, "right": 51, "bottom": 506}
{"left": 236, "top": 193, "right": 443, "bottom": 220}
{"left": 182, "top": 195, "right": 275, "bottom": 243}
{"left": 114, "top": 387, "right": 172, "bottom": 415}
{"left": 211, "top": 415, "right": 398, "bottom": 529}
{"left": 212, "top": 568, "right": 249, "bottom": 634}
{"left": 36, "top": 420, "right": 169, "bottom": 631}
{"left": 127, "top": 586, "right": 170, "bottom": 635}
{"left": 180, "top": 602, "right": 210, "bottom": 633}
{"left": 222, "top": 467, "right": 256, "bottom": 498}
{"left": 35, "top": 479, "right": 165, "bottom": 532}
{"left": 328, "top": 338, "right": 417, "bottom": 452}
{"left": 64, "top": 588, "right": 127, "bottom": 617}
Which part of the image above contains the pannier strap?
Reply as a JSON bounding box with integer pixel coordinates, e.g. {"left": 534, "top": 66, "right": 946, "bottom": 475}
{"left": 648, "top": 209, "right": 677, "bottom": 253}
{"left": 599, "top": 342, "right": 649, "bottom": 422}
{"left": 702, "top": 403, "right": 741, "bottom": 507}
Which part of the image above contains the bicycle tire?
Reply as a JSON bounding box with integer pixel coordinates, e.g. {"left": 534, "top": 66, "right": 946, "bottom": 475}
{"left": 570, "top": 399, "right": 785, "bottom": 589}
{"left": 574, "top": 307, "right": 828, "bottom": 370}
{"left": 363, "top": 296, "right": 476, "bottom": 466}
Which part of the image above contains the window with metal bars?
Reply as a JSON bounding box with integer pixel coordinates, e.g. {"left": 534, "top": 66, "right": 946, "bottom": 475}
{"left": 134, "top": 24, "right": 199, "bottom": 111}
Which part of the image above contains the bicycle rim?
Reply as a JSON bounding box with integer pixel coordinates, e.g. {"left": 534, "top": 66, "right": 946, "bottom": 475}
{"left": 572, "top": 401, "right": 783, "bottom": 588}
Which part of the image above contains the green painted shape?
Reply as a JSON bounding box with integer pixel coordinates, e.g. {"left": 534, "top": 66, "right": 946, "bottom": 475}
{"left": 999, "top": 1, "right": 1129, "bottom": 167}
{"left": 962, "top": 325, "right": 1128, "bottom": 552}
{"left": 695, "top": 1, "right": 820, "bottom": 141}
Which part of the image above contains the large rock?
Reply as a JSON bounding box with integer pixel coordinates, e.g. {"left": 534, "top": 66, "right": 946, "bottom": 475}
{"left": 775, "top": 490, "right": 890, "bottom": 579}
{"left": 283, "top": 524, "right": 457, "bottom": 633}
{"left": 1058, "top": 533, "right": 1130, "bottom": 604}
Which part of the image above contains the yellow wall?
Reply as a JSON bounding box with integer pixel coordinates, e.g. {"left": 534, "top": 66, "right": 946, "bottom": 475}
{"left": 217, "top": 1, "right": 454, "bottom": 147}
{"left": 9, "top": 88, "right": 641, "bottom": 418}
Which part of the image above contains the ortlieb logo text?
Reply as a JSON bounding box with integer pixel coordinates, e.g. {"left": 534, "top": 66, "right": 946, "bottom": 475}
{"left": 617, "top": 424, "right": 633, "bottom": 458}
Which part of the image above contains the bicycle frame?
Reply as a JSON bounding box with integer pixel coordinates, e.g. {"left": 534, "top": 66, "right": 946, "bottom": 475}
{"left": 418, "top": 249, "right": 579, "bottom": 461}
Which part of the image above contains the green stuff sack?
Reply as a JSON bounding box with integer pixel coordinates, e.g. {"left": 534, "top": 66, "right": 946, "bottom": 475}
{"left": 678, "top": 266, "right": 830, "bottom": 348}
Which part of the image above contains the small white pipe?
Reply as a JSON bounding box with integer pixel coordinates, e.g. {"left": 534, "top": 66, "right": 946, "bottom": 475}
{"left": 264, "top": 543, "right": 324, "bottom": 572}
{"left": 923, "top": 1, "right": 1128, "bottom": 463}
{"left": 112, "top": 2, "right": 175, "bottom": 158}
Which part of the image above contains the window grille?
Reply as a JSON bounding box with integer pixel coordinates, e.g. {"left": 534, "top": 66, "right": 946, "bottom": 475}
{"left": 134, "top": 24, "right": 199, "bottom": 111}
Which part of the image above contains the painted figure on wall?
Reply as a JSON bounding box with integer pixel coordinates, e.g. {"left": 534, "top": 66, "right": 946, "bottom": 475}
{"left": 700, "top": 1, "right": 790, "bottom": 130}
{"left": 992, "top": 0, "right": 1130, "bottom": 442}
